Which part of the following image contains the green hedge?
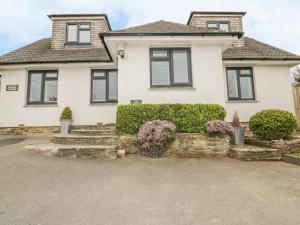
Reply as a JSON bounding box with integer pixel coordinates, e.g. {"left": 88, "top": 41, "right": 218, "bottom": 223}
{"left": 249, "top": 109, "right": 297, "bottom": 140}
{"left": 116, "top": 104, "right": 226, "bottom": 135}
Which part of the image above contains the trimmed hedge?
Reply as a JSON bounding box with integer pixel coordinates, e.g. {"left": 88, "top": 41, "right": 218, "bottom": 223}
{"left": 116, "top": 104, "right": 226, "bottom": 135}
{"left": 249, "top": 109, "right": 297, "bottom": 141}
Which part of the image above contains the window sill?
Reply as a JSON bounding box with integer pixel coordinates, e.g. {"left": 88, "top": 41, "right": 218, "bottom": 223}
{"left": 90, "top": 102, "right": 118, "bottom": 106}
{"left": 226, "top": 100, "right": 259, "bottom": 103}
{"left": 24, "top": 104, "right": 58, "bottom": 107}
{"left": 149, "top": 86, "right": 196, "bottom": 90}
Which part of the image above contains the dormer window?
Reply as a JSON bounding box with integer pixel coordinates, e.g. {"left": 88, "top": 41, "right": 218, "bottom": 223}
{"left": 207, "top": 21, "right": 230, "bottom": 32}
{"left": 66, "top": 23, "right": 91, "bottom": 44}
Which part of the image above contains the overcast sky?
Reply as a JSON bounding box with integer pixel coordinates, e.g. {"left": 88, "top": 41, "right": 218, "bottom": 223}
{"left": 0, "top": 0, "right": 300, "bottom": 56}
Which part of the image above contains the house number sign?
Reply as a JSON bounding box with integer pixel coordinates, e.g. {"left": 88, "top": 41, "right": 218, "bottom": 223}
{"left": 6, "top": 84, "right": 19, "bottom": 91}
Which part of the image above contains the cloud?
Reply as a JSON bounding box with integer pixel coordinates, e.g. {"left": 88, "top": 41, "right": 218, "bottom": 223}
{"left": 0, "top": 0, "right": 300, "bottom": 56}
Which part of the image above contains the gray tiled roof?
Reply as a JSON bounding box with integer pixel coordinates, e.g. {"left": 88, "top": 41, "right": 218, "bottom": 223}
{"left": 0, "top": 38, "right": 111, "bottom": 65}
{"left": 223, "top": 37, "right": 300, "bottom": 60}
{"left": 110, "top": 20, "right": 228, "bottom": 33}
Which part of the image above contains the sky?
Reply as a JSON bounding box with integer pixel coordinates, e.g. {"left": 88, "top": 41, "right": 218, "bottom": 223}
{"left": 0, "top": 0, "right": 300, "bottom": 56}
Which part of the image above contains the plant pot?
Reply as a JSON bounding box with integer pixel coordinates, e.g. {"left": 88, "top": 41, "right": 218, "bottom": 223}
{"left": 231, "top": 126, "right": 245, "bottom": 145}
{"left": 60, "top": 119, "right": 72, "bottom": 135}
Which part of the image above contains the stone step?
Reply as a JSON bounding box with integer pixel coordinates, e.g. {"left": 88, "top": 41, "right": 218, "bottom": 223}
{"left": 26, "top": 143, "right": 118, "bottom": 160}
{"left": 229, "top": 145, "right": 282, "bottom": 161}
{"left": 52, "top": 134, "right": 119, "bottom": 145}
{"left": 72, "top": 124, "right": 115, "bottom": 131}
{"left": 70, "top": 129, "right": 115, "bottom": 136}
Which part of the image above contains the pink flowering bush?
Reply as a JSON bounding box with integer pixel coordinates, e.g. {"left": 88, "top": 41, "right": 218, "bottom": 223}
{"left": 206, "top": 120, "right": 233, "bottom": 136}
{"left": 137, "top": 120, "right": 176, "bottom": 158}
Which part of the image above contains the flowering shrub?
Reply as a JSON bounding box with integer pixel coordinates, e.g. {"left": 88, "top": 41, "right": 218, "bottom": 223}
{"left": 206, "top": 120, "right": 233, "bottom": 136}
{"left": 137, "top": 120, "right": 176, "bottom": 158}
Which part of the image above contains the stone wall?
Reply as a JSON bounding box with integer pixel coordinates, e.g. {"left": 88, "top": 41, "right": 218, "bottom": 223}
{"left": 245, "top": 136, "right": 300, "bottom": 154}
{"left": 0, "top": 126, "right": 60, "bottom": 136}
{"left": 119, "top": 134, "right": 230, "bottom": 158}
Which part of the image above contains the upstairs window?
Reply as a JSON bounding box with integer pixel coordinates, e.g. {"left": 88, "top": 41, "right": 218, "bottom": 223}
{"left": 67, "top": 23, "right": 91, "bottom": 44}
{"left": 207, "top": 21, "right": 230, "bottom": 32}
{"left": 226, "top": 68, "right": 255, "bottom": 101}
{"left": 150, "top": 48, "right": 192, "bottom": 87}
{"left": 91, "top": 70, "right": 118, "bottom": 103}
{"left": 27, "top": 71, "right": 58, "bottom": 104}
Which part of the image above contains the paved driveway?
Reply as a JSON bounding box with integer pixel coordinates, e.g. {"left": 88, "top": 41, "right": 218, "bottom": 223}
{"left": 0, "top": 136, "right": 300, "bottom": 225}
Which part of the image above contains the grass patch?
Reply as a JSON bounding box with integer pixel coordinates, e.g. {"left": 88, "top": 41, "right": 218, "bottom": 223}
{"left": 291, "top": 152, "right": 300, "bottom": 157}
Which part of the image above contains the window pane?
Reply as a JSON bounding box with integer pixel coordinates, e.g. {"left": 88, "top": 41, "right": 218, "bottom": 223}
{"left": 46, "top": 72, "right": 57, "bottom": 78}
{"left": 240, "top": 69, "right": 251, "bottom": 75}
{"left": 152, "top": 50, "right": 168, "bottom": 58}
{"left": 93, "top": 71, "right": 105, "bottom": 78}
{"left": 219, "top": 23, "right": 229, "bottom": 32}
{"left": 173, "top": 50, "right": 189, "bottom": 84}
{"left": 151, "top": 61, "right": 170, "bottom": 85}
{"left": 208, "top": 22, "right": 218, "bottom": 28}
{"left": 44, "top": 80, "right": 58, "bottom": 103}
{"left": 29, "top": 73, "right": 42, "bottom": 102}
{"left": 240, "top": 77, "right": 254, "bottom": 99}
{"left": 79, "top": 24, "right": 90, "bottom": 29}
{"left": 108, "top": 71, "right": 118, "bottom": 101}
{"left": 79, "top": 30, "right": 90, "bottom": 43}
{"left": 92, "top": 79, "right": 106, "bottom": 101}
{"left": 67, "top": 25, "right": 77, "bottom": 42}
{"left": 227, "top": 70, "right": 239, "bottom": 98}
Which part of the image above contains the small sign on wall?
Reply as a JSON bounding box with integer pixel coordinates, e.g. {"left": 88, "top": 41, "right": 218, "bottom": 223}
{"left": 130, "top": 100, "right": 142, "bottom": 104}
{"left": 6, "top": 85, "right": 19, "bottom": 91}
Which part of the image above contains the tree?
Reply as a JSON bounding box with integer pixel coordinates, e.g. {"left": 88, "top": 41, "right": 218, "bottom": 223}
{"left": 292, "top": 65, "right": 300, "bottom": 83}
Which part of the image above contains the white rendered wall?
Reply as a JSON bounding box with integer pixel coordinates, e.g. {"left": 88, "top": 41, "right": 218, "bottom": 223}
{"left": 0, "top": 66, "right": 117, "bottom": 127}
{"left": 224, "top": 66, "right": 295, "bottom": 121}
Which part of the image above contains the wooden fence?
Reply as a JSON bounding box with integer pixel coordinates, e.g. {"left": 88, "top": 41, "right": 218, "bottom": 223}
{"left": 292, "top": 84, "right": 300, "bottom": 127}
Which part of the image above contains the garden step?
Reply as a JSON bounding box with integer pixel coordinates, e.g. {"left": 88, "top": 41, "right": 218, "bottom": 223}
{"left": 229, "top": 145, "right": 282, "bottom": 161}
{"left": 25, "top": 143, "right": 118, "bottom": 160}
{"left": 72, "top": 124, "right": 115, "bottom": 131}
{"left": 70, "top": 129, "right": 115, "bottom": 136}
{"left": 52, "top": 134, "right": 119, "bottom": 145}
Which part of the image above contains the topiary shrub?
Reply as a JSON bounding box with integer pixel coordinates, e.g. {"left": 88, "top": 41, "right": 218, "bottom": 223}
{"left": 206, "top": 120, "right": 233, "bottom": 136}
{"left": 60, "top": 107, "right": 73, "bottom": 120}
{"left": 116, "top": 104, "right": 226, "bottom": 135}
{"left": 137, "top": 120, "right": 176, "bottom": 158}
{"left": 249, "top": 109, "right": 297, "bottom": 140}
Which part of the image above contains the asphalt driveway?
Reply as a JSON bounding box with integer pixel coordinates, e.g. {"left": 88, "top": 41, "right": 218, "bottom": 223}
{"left": 0, "top": 136, "right": 300, "bottom": 225}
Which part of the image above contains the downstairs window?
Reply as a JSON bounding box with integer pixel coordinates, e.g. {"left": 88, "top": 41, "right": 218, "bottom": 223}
{"left": 27, "top": 71, "right": 58, "bottom": 105}
{"left": 91, "top": 70, "right": 118, "bottom": 103}
{"left": 226, "top": 67, "right": 255, "bottom": 101}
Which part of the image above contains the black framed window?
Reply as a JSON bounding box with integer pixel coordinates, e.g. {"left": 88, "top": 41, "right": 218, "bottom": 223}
{"left": 207, "top": 21, "right": 230, "bottom": 32}
{"left": 91, "top": 70, "right": 118, "bottom": 103}
{"left": 150, "top": 48, "right": 192, "bottom": 87}
{"left": 27, "top": 71, "right": 58, "bottom": 105}
{"left": 226, "top": 68, "right": 255, "bottom": 101}
{"left": 66, "top": 23, "right": 91, "bottom": 44}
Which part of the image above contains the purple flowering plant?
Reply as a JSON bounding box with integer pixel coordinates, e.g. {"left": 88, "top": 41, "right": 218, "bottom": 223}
{"left": 137, "top": 120, "right": 176, "bottom": 158}
{"left": 206, "top": 120, "right": 233, "bottom": 136}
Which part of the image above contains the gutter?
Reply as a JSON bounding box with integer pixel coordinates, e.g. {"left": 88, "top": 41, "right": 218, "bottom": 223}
{"left": 223, "top": 57, "right": 300, "bottom": 61}
{"left": 0, "top": 60, "right": 112, "bottom": 66}
{"left": 100, "top": 32, "right": 244, "bottom": 39}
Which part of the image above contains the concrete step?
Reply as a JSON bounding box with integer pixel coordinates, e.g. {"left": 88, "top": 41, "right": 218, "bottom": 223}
{"left": 52, "top": 134, "right": 119, "bottom": 145}
{"left": 26, "top": 143, "right": 118, "bottom": 160}
{"left": 70, "top": 129, "right": 115, "bottom": 136}
{"left": 229, "top": 144, "right": 282, "bottom": 161}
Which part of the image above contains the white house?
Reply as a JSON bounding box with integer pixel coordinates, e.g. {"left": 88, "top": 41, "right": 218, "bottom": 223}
{"left": 0, "top": 11, "right": 299, "bottom": 127}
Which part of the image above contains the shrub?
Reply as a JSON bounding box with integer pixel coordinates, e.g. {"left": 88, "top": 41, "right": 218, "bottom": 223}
{"left": 206, "top": 120, "right": 233, "bottom": 136}
{"left": 249, "top": 109, "right": 297, "bottom": 140}
{"left": 232, "top": 111, "right": 241, "bottom": 127}
{"left": 116, "top": 104, "right": 226, "bottom": 135}
{"left": 137, "top": 120, "right": 176, "bottom": 158}
{"left": 60, "top": 107, "right": 73, "bottom": 120}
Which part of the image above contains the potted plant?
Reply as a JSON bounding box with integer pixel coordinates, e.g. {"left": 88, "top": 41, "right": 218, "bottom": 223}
{"left": 60, "top": 107, "right": 73, "bottom": 135}
{"left": 231, "top": 111, "right": 245, "bottom": 145}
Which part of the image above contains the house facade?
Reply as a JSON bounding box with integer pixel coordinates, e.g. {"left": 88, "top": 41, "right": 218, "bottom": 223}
{"left": 0, "top": 12, "right": 299, "bottom": 127}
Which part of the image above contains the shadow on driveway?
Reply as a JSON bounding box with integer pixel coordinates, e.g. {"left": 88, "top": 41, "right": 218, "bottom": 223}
{"left": 0, "top": 137, "right": 26, "bottom": 147}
